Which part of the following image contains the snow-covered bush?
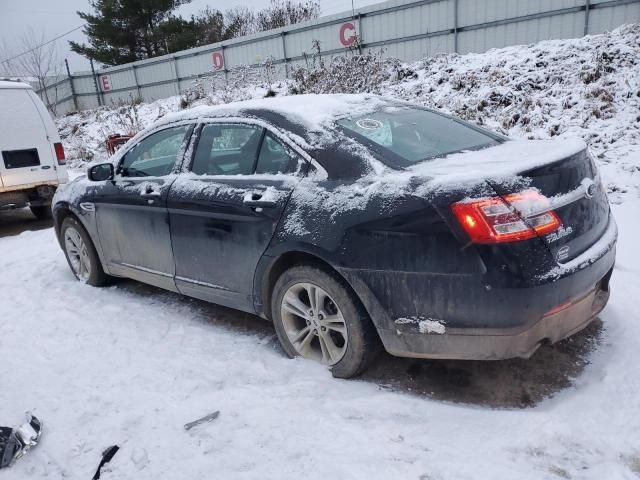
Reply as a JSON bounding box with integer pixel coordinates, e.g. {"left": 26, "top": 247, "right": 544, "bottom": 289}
{"left": 179, "top": 78, "right": 207, "bottom": 109}
{"left": 290, "top": 47, "right": 399, "bottom": 95}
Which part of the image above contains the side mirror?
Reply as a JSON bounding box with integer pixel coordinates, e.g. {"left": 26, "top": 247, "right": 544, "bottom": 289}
{"left": 88, "top": 163, "right": 114, "bottom": 182}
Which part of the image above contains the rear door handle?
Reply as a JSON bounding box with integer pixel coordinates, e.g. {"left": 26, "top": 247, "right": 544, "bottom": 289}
{"left": 140, "top": 191, "right": 161, "bottom": 199}
{"left": 243, "top": 191, "right": 277, "bottom": 209}
{"left": 140, "top": 183, "right": 162, "bottom": 199}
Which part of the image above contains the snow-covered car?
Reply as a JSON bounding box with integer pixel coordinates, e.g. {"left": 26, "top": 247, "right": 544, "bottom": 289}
{"left": 0, "top": 80, "right": 68, "bottom": 219}
{"left": 52, "top": 94, "right": 616, "bottom": 378}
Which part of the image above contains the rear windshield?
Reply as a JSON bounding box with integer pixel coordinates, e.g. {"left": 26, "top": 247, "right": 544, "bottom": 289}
{"left": 336, "top": 107, "right": 500, "bottom": 166}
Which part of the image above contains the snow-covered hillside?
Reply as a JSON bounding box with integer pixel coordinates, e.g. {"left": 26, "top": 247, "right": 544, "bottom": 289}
{"left": 56, "top": 24, "right": 639, "bottom": 201}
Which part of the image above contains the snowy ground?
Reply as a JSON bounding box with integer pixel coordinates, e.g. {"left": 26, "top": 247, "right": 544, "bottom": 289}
{"left": 0, "top": 201, "right": 638, "bottom": 479}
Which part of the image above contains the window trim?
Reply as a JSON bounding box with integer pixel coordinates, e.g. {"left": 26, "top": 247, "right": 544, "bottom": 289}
{"left": 181, "top": 117, "right": 324, "bottom": 179}
{"left": 186, "top": 121, "right": 266, "bottom": 176}
{"left": 254, "top": 130, "right": 301, "bottom": 176}
{"left": 115, "top": 122, "right": 195, "bottom": 179}
{"left": 251, "top": 128, "right": 268, "bottom": 174}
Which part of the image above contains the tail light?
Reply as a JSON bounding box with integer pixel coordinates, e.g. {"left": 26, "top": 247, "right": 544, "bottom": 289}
{"left": 451, "top": 191, "right": 561, "bottom": 244}
{"left": 54, "top": 142, "right": 65, "bottom": 165}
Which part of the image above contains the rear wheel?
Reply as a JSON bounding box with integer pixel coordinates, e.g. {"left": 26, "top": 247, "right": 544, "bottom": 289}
{"left": 271, "top": 265, "right": 380, "bottom": 378}
{"left": 60, "top": 217, "right": 110, "bottom": 286}
{"left": 30, "top": 205, "right": 52, "bottom": 220}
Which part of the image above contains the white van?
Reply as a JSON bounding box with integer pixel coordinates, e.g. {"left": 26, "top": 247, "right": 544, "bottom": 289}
{"left": 0, "top": 80, "right": 68, "bottom": 219}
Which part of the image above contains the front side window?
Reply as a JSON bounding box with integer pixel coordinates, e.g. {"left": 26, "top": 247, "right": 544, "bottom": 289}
{"left": 337, "top": 107, "right": 500, "bottom": 167}
{"left": 191, "top": 124, "right": 263, "bottom": 175}
{"left": 120, "top": 125, "right": 190, "bottom": 177}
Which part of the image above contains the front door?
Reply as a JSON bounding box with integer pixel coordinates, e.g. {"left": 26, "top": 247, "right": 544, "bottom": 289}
{"left": 94, "top": 124, "right": 193, "bottom": 291}
{"left": 167, "top": 123, "right": 307, "bottom": 311}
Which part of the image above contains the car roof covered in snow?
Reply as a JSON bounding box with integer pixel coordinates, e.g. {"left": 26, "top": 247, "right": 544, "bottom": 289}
{"left": 159, "top": 94, "right": 391, "bottom": 134}
{"left": 146, "top": 94, "right": 586, "bottom": 182}
{"left": 152, "top": 94, "right": 399, "bottom": 178}
{"left": 0, "top": 80, "right": 32, "bottom": 90}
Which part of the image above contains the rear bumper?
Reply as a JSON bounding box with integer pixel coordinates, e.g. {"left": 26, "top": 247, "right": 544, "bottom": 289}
{"left": 0, "top": 184, "right": 58, "bottom": 209}
{"left": 380, "top": 281, "right": 610, "bottom": 360}
{"left": 0, "top": 181, "right": 60, "bottom": 194}
{"left": 339, "top": 217, "right": 617, "bottom": 360}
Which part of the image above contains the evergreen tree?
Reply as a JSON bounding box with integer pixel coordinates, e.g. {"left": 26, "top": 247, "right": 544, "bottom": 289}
{"left": 70, "top": 0, "right": 194, "bottom": 66}
{"left": 70, "top": 0, "right": 322, "bottom": 67}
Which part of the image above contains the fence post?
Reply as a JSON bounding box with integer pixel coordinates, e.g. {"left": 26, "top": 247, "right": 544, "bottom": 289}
{"left": 584, "top": 0, "right": 591, "bottom": 36}
{"left": 281, "top": 32, "right": 288, "bottom": 78}
{"left": 64, "top": 59, "right": 79, "bottom": 112}
{"left": 89, "top": 58, "right": 103, "bottom": 107}
{"left": 132, "top": 64, "right": 142, "bottom": 100}
{"left": 454, "top": 0, "right": 459, "bottom": 53}
{"left": 357, "top": 12, "right": 363, "bottom": 54}
{"left": 172, "top": 56, "right": 180, "bottom": 94}
{"left": 221, "top": 44, "right": 228, "bottom": 85}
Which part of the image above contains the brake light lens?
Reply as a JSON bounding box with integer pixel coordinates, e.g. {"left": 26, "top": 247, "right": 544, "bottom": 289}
{"left": 451, "top": 191, "right": 561, "bottom": 244}
{"left": 54, "top": 142, "right": 65, "bottom": 165}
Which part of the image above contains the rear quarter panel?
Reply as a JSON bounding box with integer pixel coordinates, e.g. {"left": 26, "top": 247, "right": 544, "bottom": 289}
{"left": 263, "top": 177, "right": 490, "bottom": 326}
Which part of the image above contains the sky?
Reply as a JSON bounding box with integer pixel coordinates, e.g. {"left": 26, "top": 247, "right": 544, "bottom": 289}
{"left": 0, "top": 0, "right": 382, "bottom": 73}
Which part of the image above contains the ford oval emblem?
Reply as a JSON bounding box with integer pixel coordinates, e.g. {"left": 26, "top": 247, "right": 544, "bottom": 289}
{"left": 557, "top": 245, "right": 571, "bottom": 262}
{"left": 585, "top": 180, "right": 596, "bottom": 199}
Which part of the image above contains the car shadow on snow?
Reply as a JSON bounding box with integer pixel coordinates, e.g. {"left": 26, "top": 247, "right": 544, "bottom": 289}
{"left": 361, "top": 319, "right": 604, "bottom": 409}
{"left": 0, "top": 208, "right": 53, "bottom": 237}
{"left": 118, "top": 279, "right": 604, "bottom": 410}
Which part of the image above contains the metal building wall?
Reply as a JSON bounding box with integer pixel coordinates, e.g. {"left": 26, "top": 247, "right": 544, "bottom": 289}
{"left": 36, "top": 0, "right": 640, "bottom": 116}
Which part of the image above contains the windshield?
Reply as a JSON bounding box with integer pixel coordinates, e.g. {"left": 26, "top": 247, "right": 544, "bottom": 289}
{"left": 336, "top": 107, "right": 501, "bottom": 166}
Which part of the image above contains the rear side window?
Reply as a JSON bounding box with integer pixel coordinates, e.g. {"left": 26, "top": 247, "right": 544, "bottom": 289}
{"left": 2, "top": 149, "right": 40, "bottom": 169}
{"left": 255, "top": 132, "right": 300, "bottom": 175}
{"left": 337, "top": 107, "right": 500, "bottom": 166}
{"left": 191, "top": 124, "right": 263, "bottom": 175}
{"left": 120, "top": 125, "right": 189, "bottom": 177}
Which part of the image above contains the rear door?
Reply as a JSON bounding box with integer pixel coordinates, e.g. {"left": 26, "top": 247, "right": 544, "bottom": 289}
{"left": 167, "top": 122, "right": 306, "bottom": 311}
{"left": 0, "top": 88, "right": 59, "bottom": 188}
{"left": 94, "top": 124, "right": 193, "bottom": 291}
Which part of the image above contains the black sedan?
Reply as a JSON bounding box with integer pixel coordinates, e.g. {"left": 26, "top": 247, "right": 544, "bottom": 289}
{"left": 53, "top": 94, "right": 616, "bottom": 378}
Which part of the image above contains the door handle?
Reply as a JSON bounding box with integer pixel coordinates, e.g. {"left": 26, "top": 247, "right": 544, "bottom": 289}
{"left": 140, "top": 191, "right": 161, "bottom": 199}
{"left": 243, "top": 191, "right": 277, "bottom": 209}
{"left": 140, "top": 184, "right": 162, "bottom": 199}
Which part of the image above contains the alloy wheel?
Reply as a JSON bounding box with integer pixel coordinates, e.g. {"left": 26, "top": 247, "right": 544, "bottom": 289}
{"left": 280, "top": 282, "right": 348, "bottom": 365}
{"left": 64, "top": 227, "right": 91, "bottom": 282}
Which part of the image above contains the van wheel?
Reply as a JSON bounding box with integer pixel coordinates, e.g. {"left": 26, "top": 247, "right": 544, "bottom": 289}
{"left": 60, "top": 217, "right": 109, "bottom": 286}
{"left": 271, "top": 265, "right": 381, "bottom": 379}
{"left": 30, "top": 205, "right": 52, "bottom": 220}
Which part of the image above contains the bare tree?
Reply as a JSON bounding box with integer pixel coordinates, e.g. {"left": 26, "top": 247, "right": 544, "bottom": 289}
{"left": 0, "top": 28, "right": 63, "bottom": 115}
{"left": 224, "top": 6, "right": 256, "bottom": 38}
{"left": 220, "top": 0, "right": 321, "bottom": 38}
{"left": 255, "top": 0, "right": 320, "bottom": 31}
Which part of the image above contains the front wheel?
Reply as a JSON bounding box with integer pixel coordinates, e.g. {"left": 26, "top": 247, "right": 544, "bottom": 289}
{"left": 60, "top": 216, "right": 110, "bottom": 286}
{"left": 271, "top": 265, "right": 381, "bottom": 378}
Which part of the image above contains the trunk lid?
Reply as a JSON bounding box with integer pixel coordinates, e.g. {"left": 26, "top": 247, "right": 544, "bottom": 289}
{"left": 492, "top": 147, "right": 609, "bottom": 264}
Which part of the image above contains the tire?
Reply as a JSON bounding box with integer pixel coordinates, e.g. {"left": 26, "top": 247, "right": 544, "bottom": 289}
{"left": 271, "top": 264, "right": 381, "bottom": 378}
{"left": 30, "top": 205, "right": 53, "bottom": 220}
{"left": 60, "top": 216, "right": 110, "bottom": 287}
